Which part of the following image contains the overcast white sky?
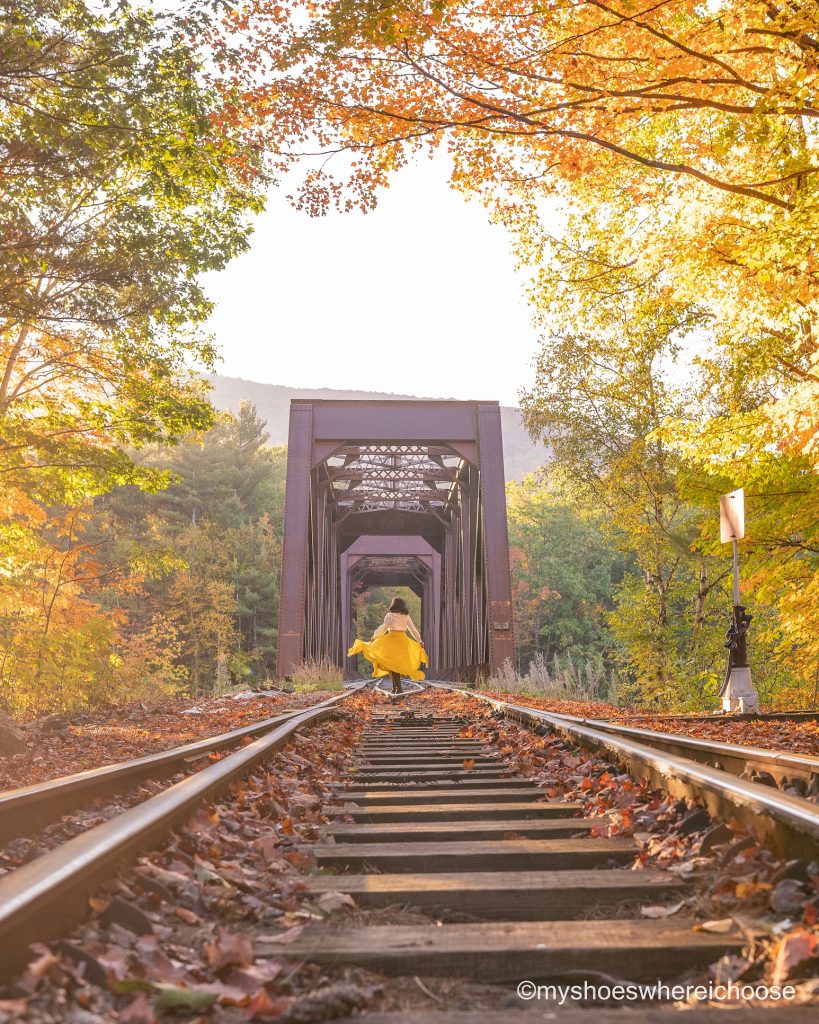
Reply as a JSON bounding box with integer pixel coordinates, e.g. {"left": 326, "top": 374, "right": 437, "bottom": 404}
{"left": 203, "top": 159, "right": 546, "bottom": 407}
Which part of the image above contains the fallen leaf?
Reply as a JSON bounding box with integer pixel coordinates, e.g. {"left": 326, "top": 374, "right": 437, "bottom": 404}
{"left": 204, "top": 927, "right": 254, "bottom": 970}
{"left": 244, "top": 989, "right": 292, "bottom": 1020}
{"left": 111, "top": 980, "right": 154, "bottom": 996}
{"left": 20, "top": 948, "right": 59, "bottom": 990}
{"left": 118, "top": 993, "right": 158, "bottom": 1024}
{"left": 284, "top": 849, "right": 313, "bottom": 870}
{"left": 194, "top": 862, "right": 227, "bottom": 886}
{"left": 139, "top": 947, "right": 187, "bottom": 985}
{"left": 189, "top": 808, "right": 220, "bottom": 833}
{"left": 254, "top": 835, "right": 280, "bottom": 858}
{"left": 773, "top": 930, "right": 818, "bottom": 985}
{"left": 153, "top": 983, "right": 218, "bottom": 1012}
{"left": 640, "top": 900, "right": 685, "bottom": 918}
{"left": 735, "top": 881, "right": 772, "bottom": 900}
{"left": 199, "top": 980, "right": 253, "bottom": 1006}
{"left": 173, "top": 906, "right": 200, "bottom": 925}
{"left": 223, "top": 961, "right": 285, "bottom": 994}
{"left": 257, "top": 925, "right": 305, "bottom": 944}
{"left": 316, "top": 891, "right": 356, "bottom": 913}
{"left": 770, "top": 878, "right": 808, "bottom": 916}
{"left": 462, "top": 759, "right": 475, "bottom": 770}
{"left": 0, "top": 1000, "right": 28, "bottom": 1024}
{"left": 240, "top": 960, "right": 285, "bottom": 984}
{"left": 694, "top": 918, "right": 737, "bottom": 934}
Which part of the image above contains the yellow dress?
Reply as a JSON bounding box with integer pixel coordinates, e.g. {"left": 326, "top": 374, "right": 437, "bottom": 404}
{"left": 348, "top": 630, "right": 427, "bottom": 681}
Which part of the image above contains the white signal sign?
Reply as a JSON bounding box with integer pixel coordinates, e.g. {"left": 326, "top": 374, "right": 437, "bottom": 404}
{"left": 720, "top": 488, "right": 745, "bottom": 543}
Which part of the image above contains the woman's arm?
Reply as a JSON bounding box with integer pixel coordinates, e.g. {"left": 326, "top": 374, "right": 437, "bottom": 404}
{"left": 371, "top": 615, "right": 389, "bottom": 640}
{"left": 406, "top": 617, "right": 422, "bottom": 643}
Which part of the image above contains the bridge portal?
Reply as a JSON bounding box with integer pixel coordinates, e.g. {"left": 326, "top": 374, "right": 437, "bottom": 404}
{"left": 276, "top": 400, "right": 514, "bottom": 681}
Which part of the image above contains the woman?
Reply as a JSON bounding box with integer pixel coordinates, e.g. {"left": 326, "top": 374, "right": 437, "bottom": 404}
{"left": 348, "top": 596, "right": 427, "bottom": 694}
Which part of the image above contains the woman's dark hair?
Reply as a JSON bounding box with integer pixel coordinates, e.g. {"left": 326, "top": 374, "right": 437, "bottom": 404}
{"left": 389, "top": 596, "right": 409, "bottom": 615}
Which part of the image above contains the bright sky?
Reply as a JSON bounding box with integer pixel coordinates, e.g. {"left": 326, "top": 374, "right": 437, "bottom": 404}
{"left": 203, "top": 159, "right": 546, "bottom": 407}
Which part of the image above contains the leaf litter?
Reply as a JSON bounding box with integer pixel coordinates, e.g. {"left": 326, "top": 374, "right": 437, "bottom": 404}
{"left": 1, "top": 688, "right": 817, "bottom": 1020}
{"left": 0, "top": 690, "right": 335, "bottom": 791}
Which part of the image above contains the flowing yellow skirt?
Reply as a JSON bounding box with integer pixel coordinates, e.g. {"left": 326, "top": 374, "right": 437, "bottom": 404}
{"left": 348, "top": 630, "right": 427, "bottom": 681}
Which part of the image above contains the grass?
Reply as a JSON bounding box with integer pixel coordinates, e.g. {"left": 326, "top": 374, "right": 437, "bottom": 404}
{"left": 484, "top": 653, "right": 620, "bottom": 704}
{"left": 288, "top": 657, "right": 345, "bottom": 693}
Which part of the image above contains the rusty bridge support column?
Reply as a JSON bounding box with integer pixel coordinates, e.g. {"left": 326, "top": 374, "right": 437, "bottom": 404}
{"left": 276, "top": 403, "right": 314, "bottom": 677}
{"left": 477, "top": 403, "right": 515, "bottom": 673}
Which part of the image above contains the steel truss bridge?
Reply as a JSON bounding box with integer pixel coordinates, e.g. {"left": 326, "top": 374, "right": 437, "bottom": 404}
{"left": 276, "top": 401, "right": 515, "bottom": 681}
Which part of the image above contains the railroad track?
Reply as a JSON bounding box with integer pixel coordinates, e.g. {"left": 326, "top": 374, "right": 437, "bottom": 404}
{"left": 0, "top": 685, "right": 817, "bottom": 1022}
{"left": 0, "top": 689, "right": 355, "bottom": 844}
{"left": 429, "top": 684, "right": 819, "bottom": 861}
{"left": 285, "top": 710, "right": 732, "bottom": 967}
{"left": 281, "top": 703, "right": 818, "bottom": 1022}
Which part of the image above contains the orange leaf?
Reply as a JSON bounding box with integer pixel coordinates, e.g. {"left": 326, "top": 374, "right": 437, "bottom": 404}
{"left": 204, "top": 927, "right": 254, "bottom": 970}
{"left": 773, "top": 930, "right": 818, "bottom": 985}
{"left": 244, "top": 989, "right": 292, "bottom": 1020}
{"left": 173, "top": 906, "right": 200, "bottom": 925}
{"left": 734, "top": 881, "right": 772, "bottom": 899}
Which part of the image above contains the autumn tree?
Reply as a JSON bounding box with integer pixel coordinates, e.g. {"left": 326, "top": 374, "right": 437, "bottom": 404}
{"left": 0, "top": 0, "right": 266, "bottom": 713}
{"left": 506, "top": 475, "right": 628, "bottom": 675}
{"left": 105, "top": 405, "right": 286, "bottom": 694}
{"left": 1, "top": 0, "right": 264, "bottom": 502}
{"left": 520, "top": 250, "right": 797, "bottom": 705}
{"left": 214, "top": 0, "right": 817, "bottom": 324}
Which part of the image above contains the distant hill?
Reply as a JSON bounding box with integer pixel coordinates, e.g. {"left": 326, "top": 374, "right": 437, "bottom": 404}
{"left": 206, "top": 374, "right": 549, "bottom": 481}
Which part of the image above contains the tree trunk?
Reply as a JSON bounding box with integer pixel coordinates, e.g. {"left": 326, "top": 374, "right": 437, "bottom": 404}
{"left": 693, "top": 565, "right": 708, "bottom": 628}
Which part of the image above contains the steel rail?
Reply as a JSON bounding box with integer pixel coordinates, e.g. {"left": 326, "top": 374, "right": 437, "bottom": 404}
{"left": 426, "top": 684, "right": 819, "bottom": 861}
{"left": 0, "top": 691, "right": 354, "bottom": 842}
{"left": 538, "top": 713, "right": 819, "bottom": 794}
{"left": 0, "top": 687, "right": 362, "bottom": 980}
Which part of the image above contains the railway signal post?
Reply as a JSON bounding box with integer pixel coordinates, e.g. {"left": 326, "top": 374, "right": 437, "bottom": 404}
{"left": 718, "top": 487, "right": 759, "bottom": 713}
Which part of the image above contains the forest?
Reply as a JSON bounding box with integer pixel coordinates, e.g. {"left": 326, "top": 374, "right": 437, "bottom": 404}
{"left": 2, "top": 0, "right": 818, "bottom": 715}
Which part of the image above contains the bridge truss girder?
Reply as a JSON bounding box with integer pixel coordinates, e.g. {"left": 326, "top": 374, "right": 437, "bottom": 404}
{"left": 276, "top": 400, "right": 515, "bottom": 681}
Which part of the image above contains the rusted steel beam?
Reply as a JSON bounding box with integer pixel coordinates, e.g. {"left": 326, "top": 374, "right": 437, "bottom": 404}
{"left": 310, "top": 401, "right": 485, "bottom": 443}
{"left": 277, "top": 400, "right": 516, "bottom": 680}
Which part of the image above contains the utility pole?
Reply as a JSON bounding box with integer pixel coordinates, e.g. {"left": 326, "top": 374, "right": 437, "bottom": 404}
{"left": 717, "top": 488, "right": 758, "bottom": 713}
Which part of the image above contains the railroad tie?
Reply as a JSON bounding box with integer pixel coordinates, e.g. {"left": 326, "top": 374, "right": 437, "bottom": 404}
{"left": 284, "top": 712, "right": 747, "bottom": 985}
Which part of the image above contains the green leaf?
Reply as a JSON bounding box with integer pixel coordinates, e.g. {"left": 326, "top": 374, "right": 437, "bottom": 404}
{"left": 152, "top": 984, "right": 217, "bottom": 1011}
